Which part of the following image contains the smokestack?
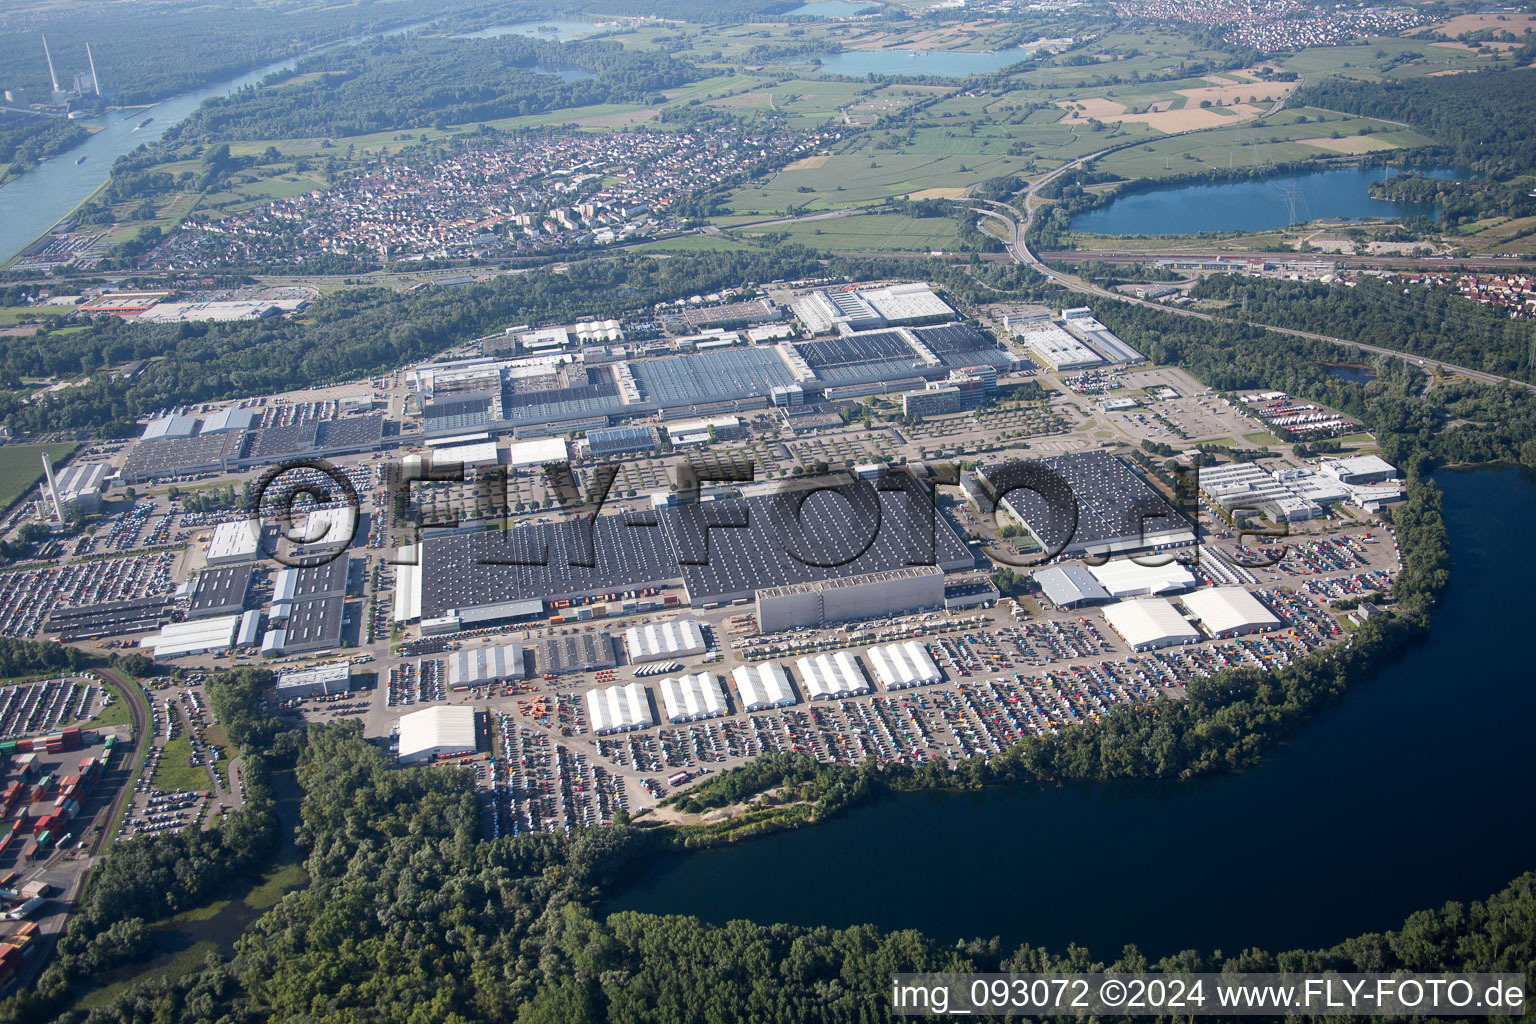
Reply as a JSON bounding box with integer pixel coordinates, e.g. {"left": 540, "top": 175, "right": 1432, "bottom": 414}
{"left": 40, "top": 452, "right": 63, "bottom": 522}
{"left": 42, "top": 33, "right": 59, "bottom": 95}
{"left": 87, "top": 42, "right": 100, "bottom": 96}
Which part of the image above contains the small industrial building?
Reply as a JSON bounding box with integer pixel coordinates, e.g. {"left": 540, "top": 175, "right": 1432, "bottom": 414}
{"left": 1089, "top": 559, "right": 1196, "bottom": 599}
{"left": 141, "top": 414, "right": 198, "bottom": 440}
{"left": 586, "top": 682, "right": 656, "bottom": 734}
{"left": 731, "top": 663, "right": 799, "bottom": 711}
{"left": 943, "top": 575, "right": 1000, "bottom": 611}
{"left": 431, "top": 441, "right": 500, "bottom": 470}
{"left": 1102, "top": 599, "right": 1200, "bottom": 651}
{"left": 508, "top": 437, "right": 569, "bottom": 469}
{"left": 139, "top": 615, "right": 241, "bottom": 659}
{"left": 1321, "top": 455, "right": 1398, "bottom": 486}
{"left": 199, "top": 407, "right": 257, "bottom": 434}
{"left": 660, "top": 672, "right": 729, "bottom": 722}
{"left": 795, "top": 651, "right": 869, "bottom": 700}
{"left": 624, "top": 620, "right": 707, "bottom": 663}
{"left": 865, "top": 641, "right": 942, "bottom": 691}
{"left": 46, "top": 462, "right": 108, "bottom": 520}
{"left": 1033, "top": 564, "right": 1112, "bottom": 609}
{"left": 397, "top": 705, "right": 479, "bottom": 764}
{"left": 1181, "top": 587, "right": 1280, "bottom": 639}
{"left": 276, "top": 663, "right": 351, "bottom": 700}
{"left": 447, "top": 644, "right": 526, "bottom": 689}
{"left": 755, "top": 566, "right": 944, "bottom": 633}
{"left": 186, "top": 564, "right": 254, "bottom": 618}
{"left": 205, "top": 520, "right": 261, "bottom": 565}
{"left": 538, "top": 632, "right": 616, "bottom": 674}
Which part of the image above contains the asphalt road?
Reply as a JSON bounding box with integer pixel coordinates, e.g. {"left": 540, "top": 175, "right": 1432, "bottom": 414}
{"left": 966, "top": 193, "right": 1536, "bottom": 394}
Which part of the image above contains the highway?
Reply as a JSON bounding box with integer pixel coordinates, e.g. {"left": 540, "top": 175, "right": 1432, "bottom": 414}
{"left": 965, "top": 190, "right": 1536, "bottom": 394}
{"left": 1039, "top": 250, "right": 1536, "bottom": 272}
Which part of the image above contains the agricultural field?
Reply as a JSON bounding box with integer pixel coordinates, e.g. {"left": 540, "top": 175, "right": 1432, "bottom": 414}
{"left": 732, "top": 210, "right": 961, "bottom": 251}
{"left": 725, "top": 148, "right": 1035, "bottom": 215}
{"left": 0, "top": 305, "right": 73, "bottom": 325}
{"left": 1096, "top": 107, "right": 1434, "bottom": 180}
{"left": 0, "top": 442, "right": 79, "bottom": 510}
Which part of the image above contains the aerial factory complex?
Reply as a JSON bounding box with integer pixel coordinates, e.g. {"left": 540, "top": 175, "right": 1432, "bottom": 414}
{"left": 0, "top": 278, "right": 1406, "bottom": 850}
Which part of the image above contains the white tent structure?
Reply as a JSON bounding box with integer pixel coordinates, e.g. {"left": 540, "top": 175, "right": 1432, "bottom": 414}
{"left": 660, "top": 672, "right": 728, "bottom": 722}
{"left": 795, "top": 651, "right": 869, "bottom": 700}
{"left": 865, "top": 641, "right": 942, "bottom": 690}
{"left": 397, "top": 706, "right": 477, "bottom": 763}
{"left": 1181, "top": 587, "right": 1280, "bottom": 638}
{"left": 1089, "top": 559, "right": 1196, "bottom": 599}
{"left": 1102, "top": 599, "right": 1200, "bottom": 651}
{"left": 585, "top": 682, "right": 655, "bottom": 734}
{"left": 624, "top": 619, "right": 706, "bottom": 663}
{"left": 731, "top": 663, "right": 798, "bottom": 711}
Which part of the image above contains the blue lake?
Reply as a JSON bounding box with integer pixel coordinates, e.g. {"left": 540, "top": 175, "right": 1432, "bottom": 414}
{"left": 1070, "top": 166, "right": 1469, "bottom": 235}
{"left": 608, "top": 468, "right": 1536, "bottom": 958}
{"left": 796, "top": 46, "right": 1035, "bottom": 79}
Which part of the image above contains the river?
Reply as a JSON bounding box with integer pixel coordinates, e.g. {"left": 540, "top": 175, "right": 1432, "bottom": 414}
{"left": 608, "top": 467, "right": 1536, "bottom": 957}
{"left": 1070, "top": 165, "right": 1471, "bottom": 236}
{"left": 0, "top": 22, "right": 432, "bottom": 265}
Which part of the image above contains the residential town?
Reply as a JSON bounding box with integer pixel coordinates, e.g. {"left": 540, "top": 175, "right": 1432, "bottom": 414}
{"left": 154, "top": 126, "right": 840, "bottom": 268}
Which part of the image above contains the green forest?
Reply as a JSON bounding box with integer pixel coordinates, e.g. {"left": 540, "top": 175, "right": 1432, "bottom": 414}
{"left": 1292, "top": 67, "right": 1536, "bottom": 178}
{"left": 164, "top": 35, "right": 699, "bottom": 143}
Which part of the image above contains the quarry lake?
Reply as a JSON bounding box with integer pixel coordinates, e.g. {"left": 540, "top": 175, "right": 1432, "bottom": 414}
{"left": 608, "top": 468, "right": 1536, "bottom": 958}
{"left": 1070, "top": 165, "right": 1469, "bottom": 236}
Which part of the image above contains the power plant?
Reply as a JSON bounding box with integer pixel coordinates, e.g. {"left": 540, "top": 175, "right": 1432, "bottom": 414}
{"left": 1, "top": 34, "right": 104, "bottom": 115}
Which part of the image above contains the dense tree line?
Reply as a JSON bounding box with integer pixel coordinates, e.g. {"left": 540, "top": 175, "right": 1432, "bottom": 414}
{"left": 1292, "top": 69, "right": 1536, "bottom": 179}
{"left": 164, "top": 35, "right": 696, "bottom": 144}
{"left": 1190, "top": 274, "right": 1536, "bottom": 383}
{"left": 10, "top": 720, "right": 1532, "bottom": 1024}
{"left": 1368, "top": 173, "right": 1536, "bottom": 231}
{"left": 0, "top": 117, "right": 87, "bottom": 181}
{"left": 0, "top": 636, "right": 79, "bottom": 677}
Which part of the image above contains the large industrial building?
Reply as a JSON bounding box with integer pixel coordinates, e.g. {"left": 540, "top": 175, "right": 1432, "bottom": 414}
{"left": 398, "top": 473, "right": 973, "bottom": 626}
{"left": 447, "top": 644, "right": 526, "bottom": 689}
{"left": 586, "top": 682, "right": 656, "bottom": 734}
{"left": 1060, "top": 308, "right": 1143, "bottom": 364}
{"left": 1181, "top": 587, "right": 1280, "bottom": 638}
{"left": 624, "top": 619, "right": 707, "bottom": 663}
{"left": 1007, "top": 318, "right": 1103, "bottom": 371}
{"left": 265, "top": 595, "right": 345, "bottom": 655}
{"left": 659, "top": 672, "right": 729, "bottom": 722}
{"left": 731, "top": 663, "right": 799, "bottom": 711}
{"left": 865, "top": 641, "right": 942, "bottom": 690}
{"left": 977, "top": 451, "right": 1195, "bottom": 558}
{"left": 397, "top": 705, "right": 480, "bottom": 763}
{"left": 755, "top": 566, "right": 944, "bottom": 633}
{"left": 795, "top": 651, "right": 870, "bottom": 700}
{"left": 1102, "top": 598, "right": 1201, "bottom": 651}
